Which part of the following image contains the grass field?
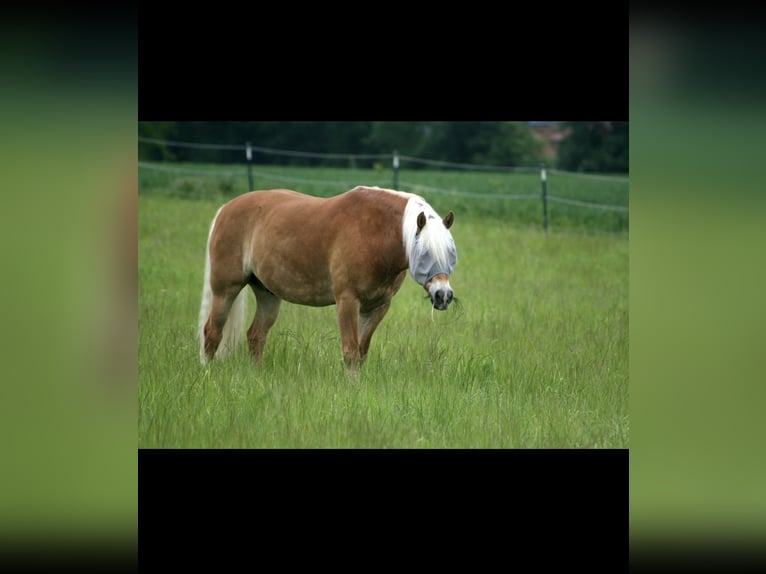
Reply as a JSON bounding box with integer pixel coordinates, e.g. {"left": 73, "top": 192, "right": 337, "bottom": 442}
{"left": 138, "top": 162, "right": 629, "bottom": 233}
{"left": 138, "top": 165, "right": 628, "bottom": 448}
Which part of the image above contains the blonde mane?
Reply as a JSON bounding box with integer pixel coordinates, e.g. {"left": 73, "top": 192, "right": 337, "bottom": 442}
{"left": 400, "top": 193, "right": 456, "bottom": 279}
{"left": 363, "top": 187, "right": 456, "bottom": 279}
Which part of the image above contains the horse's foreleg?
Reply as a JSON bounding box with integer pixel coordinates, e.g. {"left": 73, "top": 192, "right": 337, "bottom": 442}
{"left": 336, "top": 294, "right": 362, "bottom": 369}
{"left": 247, "top": 286, "right": 281, "bottom": 364}
{"left": 358, "top": 301, "right": 392, "bottom": 362}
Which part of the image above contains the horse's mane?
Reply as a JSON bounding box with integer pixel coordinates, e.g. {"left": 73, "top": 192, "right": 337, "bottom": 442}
{"left": 366, "top": 187, "right": 455, "bottom": 271}
{"left": 400, "top": 193, "right": 455, "bottom": 270}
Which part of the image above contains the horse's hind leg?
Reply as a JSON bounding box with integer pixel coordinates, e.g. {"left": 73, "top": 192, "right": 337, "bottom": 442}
{"left": 204, "top": 283, "right": 245, "bottom": 361}
{"left": 247, "top": 284, "right": 281, "bottom": 363}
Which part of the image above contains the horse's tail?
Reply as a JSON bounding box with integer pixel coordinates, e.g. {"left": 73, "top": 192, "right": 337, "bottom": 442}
{"left": 198, "top": 207, "right": 248, "bottom": 364}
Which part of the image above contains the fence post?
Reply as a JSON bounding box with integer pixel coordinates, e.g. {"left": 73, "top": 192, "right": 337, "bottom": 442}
{"left": 246, "top": 142, "right": 254, "bottom": 191}
{"left": 541, "top": 163, "right": 548, "bottom": 232}
{"left": 393, "top": 150, "right": 399, "bottom": 190}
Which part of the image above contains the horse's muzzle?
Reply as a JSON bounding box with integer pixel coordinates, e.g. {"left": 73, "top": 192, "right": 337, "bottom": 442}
{"left": 431, "top": 287, "right": 453, "bottom": 310}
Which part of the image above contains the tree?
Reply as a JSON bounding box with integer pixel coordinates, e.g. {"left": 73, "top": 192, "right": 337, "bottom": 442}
{"left": 556, "top": 122, "right": 628, "bottom": 173}
{"left": 138, "top": 121, "right": 177, "bottom": 161}
{"left": 364, "top": 122, "right": 431, "bottom": 157}
{"left": 418, "top": 122, "right": 543, "bottom": 167}
{"left": 471, "top": 122, "right": 544, "bottom": 167}
{"left": 137, "top": 121, "right": 547, "bottom": 168}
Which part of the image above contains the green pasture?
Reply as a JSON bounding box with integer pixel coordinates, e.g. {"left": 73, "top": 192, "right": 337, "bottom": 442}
{"left": 138, "top": 163, "right": 628, "bottom": 233}
{"left": 138, "top": 165, "right": 628, "bottom": 448}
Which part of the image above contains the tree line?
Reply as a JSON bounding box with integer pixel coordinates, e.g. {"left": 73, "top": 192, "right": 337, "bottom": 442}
{"left": 138, "top": 121, "right": 628, "bottom": 174}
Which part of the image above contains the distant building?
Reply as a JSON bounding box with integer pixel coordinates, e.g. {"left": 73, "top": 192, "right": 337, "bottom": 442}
{"left": 527, "top": 122, "right": 571, "bottom": 161}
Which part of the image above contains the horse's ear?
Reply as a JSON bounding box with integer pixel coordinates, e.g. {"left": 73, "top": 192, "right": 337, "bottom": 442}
{"left": 416, "top": 212, "right": 427, "bottom": 234}
{"left": 443, "top": 211, "right": 454, "bottom": 229}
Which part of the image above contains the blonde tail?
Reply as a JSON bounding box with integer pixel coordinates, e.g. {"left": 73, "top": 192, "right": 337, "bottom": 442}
{"left": 197, "top": 207, "right": 248, "bottom": 364}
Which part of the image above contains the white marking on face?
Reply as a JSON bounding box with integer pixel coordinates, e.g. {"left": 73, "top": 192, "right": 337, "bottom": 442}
{"left": 427, "top": 276, "right": 453, "bottom": 309}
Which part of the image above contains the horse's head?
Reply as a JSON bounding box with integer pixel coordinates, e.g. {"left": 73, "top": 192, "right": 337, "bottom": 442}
{"left": 409, "top": 208, "right": 457, "bottom": 311}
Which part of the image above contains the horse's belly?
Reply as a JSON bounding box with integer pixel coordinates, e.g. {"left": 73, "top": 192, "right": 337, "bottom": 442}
{"left": 256, "top": 265, "right": 336, "bottom": 307}
{"left": 280, "top": 287, "right": 335, "bottom": 307}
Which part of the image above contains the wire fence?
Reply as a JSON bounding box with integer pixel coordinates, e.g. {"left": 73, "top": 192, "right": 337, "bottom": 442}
{"left": 138, "top": 136, "right": 629, "bottom": 231}
{"left": 138, "top": 135, "right": 627, "bottom": 179}
{"left": 138, "top": 161, "right": 391, "bottom": 188}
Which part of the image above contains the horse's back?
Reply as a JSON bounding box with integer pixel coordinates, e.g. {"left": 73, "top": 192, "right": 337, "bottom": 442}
{"left": 217, "top": 186, "right": 407, "bottom": 237}
{"left": 221, "top": 188, "right": 321, "bottom": 216}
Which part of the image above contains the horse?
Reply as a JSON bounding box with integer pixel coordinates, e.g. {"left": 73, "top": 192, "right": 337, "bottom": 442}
{"left": 197, "top": 185, "right": 458, "bottom": 369}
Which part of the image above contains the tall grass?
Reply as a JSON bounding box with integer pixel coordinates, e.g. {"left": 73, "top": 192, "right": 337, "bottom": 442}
{"left": 138, "top": 169, "right": 628, "bottom": 448}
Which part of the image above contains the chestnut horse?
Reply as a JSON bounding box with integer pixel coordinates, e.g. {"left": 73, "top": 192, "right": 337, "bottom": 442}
{"left": 197, "top": 185, "right": 457, "bottom": 369}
